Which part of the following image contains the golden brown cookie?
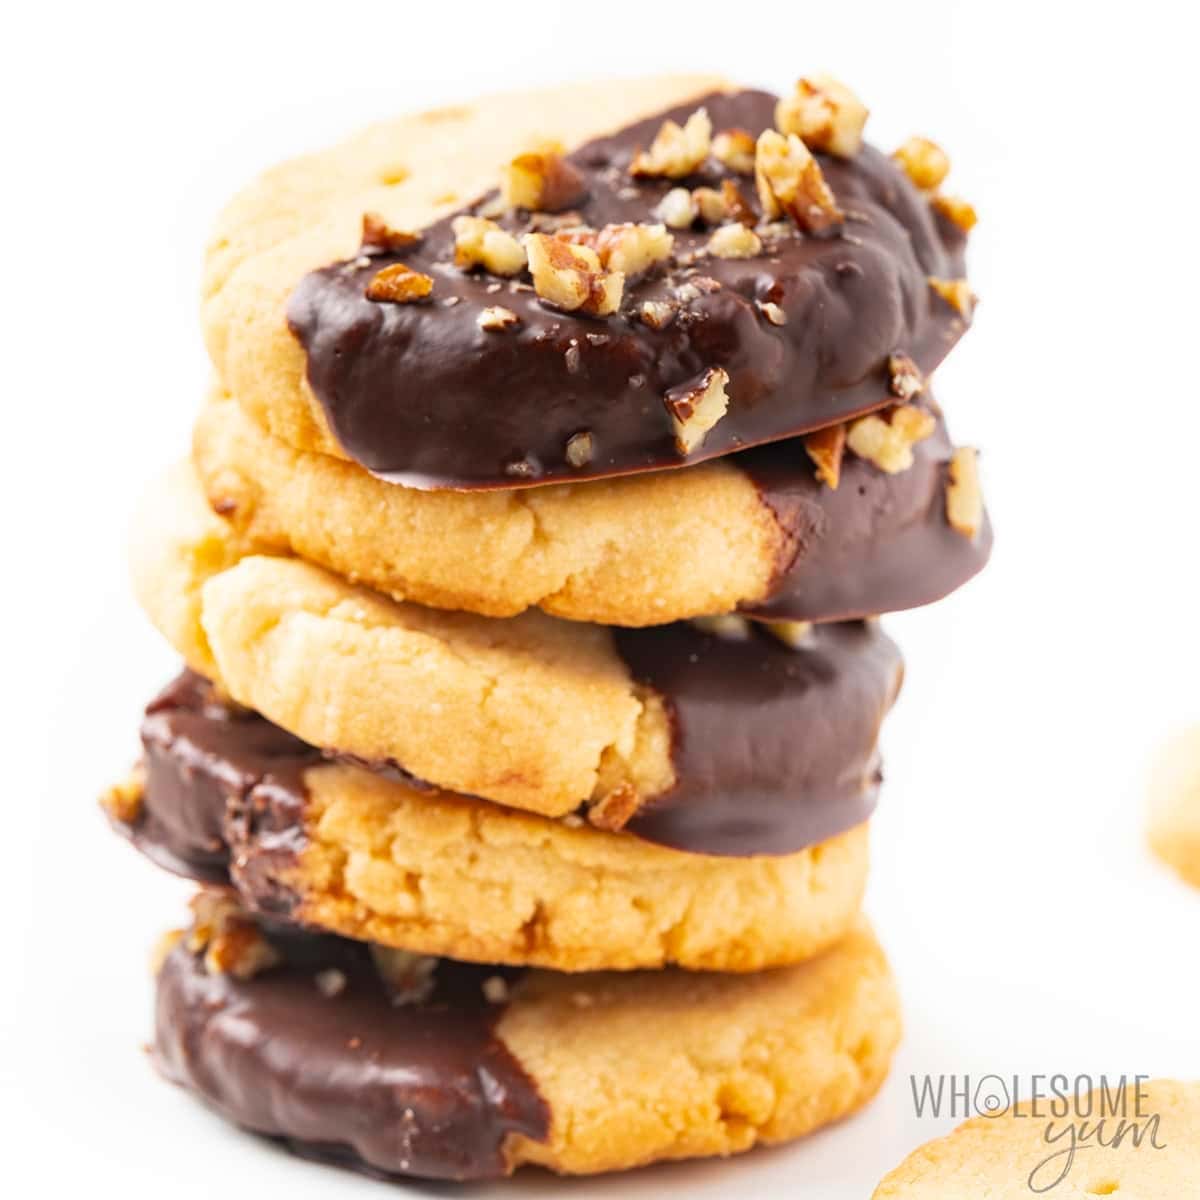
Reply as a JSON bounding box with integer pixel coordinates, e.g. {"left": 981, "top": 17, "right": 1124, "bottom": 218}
{"left": 155, "top": 899, "right": 900, "bottom": 1179}
{"left": 1147, "top": 725, "right": 1200, "bottom": 887}
{"left": 106, "top": 669, "right": 870, "bottom": 972}
{"left": 132, "top": 465, "right": 902, "bottom": 842}
{"left": 194, "top": 386, "right": 991, "bottom": 626}
{"left": 873, "top": 1079, "right": 1198, "bottom": 1198}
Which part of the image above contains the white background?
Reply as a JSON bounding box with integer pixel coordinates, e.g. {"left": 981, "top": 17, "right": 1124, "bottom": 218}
{"left": 4, "top": 2, "right": 1199, "bottom": 1195}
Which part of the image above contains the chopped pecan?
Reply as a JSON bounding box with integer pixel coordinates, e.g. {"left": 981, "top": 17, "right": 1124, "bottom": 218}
{"left": 712, "top": 127, "right": 757, "bottom": 174}
{"left": 928, "top": 276, "right": 975, "bottom": 317}
{"left": 565, "top": 431, "right": 594, "bottom": 467}
{"left": 755, "top": 130, "right": 844, "bottom": 234}
{"left": 846, "top": 405, "right": 936, "bottom": 473}
{"left": 776, "top": 75, "right": 869, "bottom": 157}
{"left": 99, "top": 764, "right": 145, "bottom": 826}
{"left": 932, "top": 193, "right": 978, "bottom": 232}
{"left": 524, "top": 233, "right": 623, "bottom": 315}
{"left": 945, "top": 447, "right": 984, "bottom": 539}
{"left": 365, "top": 262, "right": 434, "bottom": 303}
{"left": 477, "top": 305, "right": 520, "bottom": 331}
{"left": 630, "top": 108, "right": 712, "bottom": 178}
{"left": 370, "top": 945, "right": 438, "bottom": 1006}
{"left": 587, "top": 783, "right": 641, "bottom": 833}
{"left": 766, "top": 620, "right": 814, "bottom": 649}
{"left": 664, "top": 366, "right": 730, "bottom": 455}
{"left": 501, "top": 150, "right": 588, "bottom": 212}
{"left": 887, "top": 352, "right": 924, "bottom": 401}
{"left": 692, "top": 614, "right": 752, "bottom": 639}
{"left": 707, "top": 222, "right": 762, "bottom": 259}
{"left": 891, "top": 137, "right": 950, "bottom": 191}
{"left": 758, "top": 300, "right": 787, "bottom": 326}
{"left": 360, "top": 211, "right": 422, "bottom": 253}
{"left": 452, "top": 215, "right": 527, "bottom": 276}
{"left": 187, "top": 892, "right": 281, "bottom": 980}
{"left": 655, "top": 187, "right": 698, "bottom": 228}
{"left": 720, "top": 179, "right": 756, "bottom": 225}
{"left": 804, "top": 423, "right": 847, "bottom": 488}
{"left": 149, "top": 929, "right": 184, "bottom": 976}
{"left": 593, "top": 222, "right": 674, "bottom": 276}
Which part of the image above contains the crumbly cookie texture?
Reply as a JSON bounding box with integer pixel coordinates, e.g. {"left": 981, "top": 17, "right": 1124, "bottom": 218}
{"left": 278, "top": 765, "right": 870, "bottom": 972}
{"left": 193, "top": 388, "right": 783, "bottom": 625}
{"left": 131, "top": 464, "right": 673, "bottom": 818}
{"left": 1147, "top": 726, "right": 1200, "bottom": 888}
{"left": 501, "top": 918, "right": 900, "bottom": 1174}
{"left": 873, "top": 1079, "right": 1199, "bottom": 1198}
{"left": 202, "top": 76, "right": 724, "bottom": 461}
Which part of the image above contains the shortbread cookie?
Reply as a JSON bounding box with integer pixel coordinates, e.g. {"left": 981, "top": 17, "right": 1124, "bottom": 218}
{"left": 205, "top": 78, "right": 973, "bottom": 488}
{"left": 106, "top": 672, "right": 870, "bottom": 972}
{"left": 194, "top": 387, "right": 991, "bottom": 625}
{"left": 873, "top": 1079, "right": 1198, "bottom": 1198}
{"left": 1147, "top": 726, "right": 1200, "bottom": 887}
{"left": 132, "top": 466, "right": 902, "bottom": 833}
{"left": 154, "top": 898, "right": 900, "bottom": 1179}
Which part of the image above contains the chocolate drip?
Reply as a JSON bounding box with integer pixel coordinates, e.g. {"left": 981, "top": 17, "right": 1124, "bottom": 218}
{"left": 288, "top": 89, "right": 967, "bottom": 489}
{"left": 153, "top": 929, "right": 549, "bottom": 1181}
{"left": 739, "top": 416, "right": 993, "bottom": 620}
{"left": 124, "top": 672, "right": 317, "bottom": 909}
{"left": 615, "top": 621, "right": 903, "bottom": 856}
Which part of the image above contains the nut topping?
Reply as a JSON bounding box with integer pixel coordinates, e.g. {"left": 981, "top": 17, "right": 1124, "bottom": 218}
{"left": 524, "top": 233, "right": 624, "bottom": 315}
{"left": 452, "top": 215, "right": 527, "bottom": 276}
{"left": 370, "top": 945, "right": 439, "bottom": 1006}
{"left": 99, "top": 765, "right": 145, "bottom": 826}
{"left": 891, "top": 137, "right": 950, "bottom": 191}
{"left": 593, "top": 222, "right": 674, "bottom": 276}
{"left": 187, "top": 892, "right": 282, "bottom": 980}
{"left": 804, "top": 423, "right": 847, "bottom": 488}
{"left": 945, "top": 446, "right": 984, "bottom": 539}
{"left": 712, "top": 127, "right": 757, "bottom": 174}
{"left": 565, "top": 431, "right": 594, "bottom": 467}
{"left": 365, "top": 262, "right": 434, "bottom": 303}
{"left": 887, "top": 352, "right": 924, "bottom": 401}
{"left": 587, "top": 783, "right": 641, "bottom": 833}
{"left": 932, "top": 193, "right": 978, "bottom": 232}
{"left": 664, "top": 366, "right": 730, "bottom": 454}
{"left": 928, "top": 276, "right": 975, "bottom": 317}
{"left": 655, "top": 186, "right": 698, "bottom": 228}
{"left": 846, "top": 405, "right": 937, "bottom": 473}
{"left": 630, "top": 107, "right": 712, "bottom": 178}
{"left": 775, "top": 75, "right": 869, "bottom": 158}
{"left": 501, "top": 150, "right": 588, "bottom": 212}
{"left": 755, "top": 130, "right": 844, "bottom": 234}
{"left": 477, "top": 305, "right": 521, "bottom": 331}
{"left": 766, "top": 620, "right": 815, "bottom": 649}
{"left": 692, "top": 614, "right": 752, "bottom": 640}
{"left": 707, "top": 222, "right": 763, "bottom": 259}
{"left": 360, "top": 212, "right": 422, "bottom": 253}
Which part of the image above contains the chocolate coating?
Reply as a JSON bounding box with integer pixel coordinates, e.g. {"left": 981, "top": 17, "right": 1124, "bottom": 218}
{"left": 617, "top": 621, "right": 902, "bottom": 855}
{"left": 288, "top": 89, "right": 968, "bottom": 489}
{"left": 153, "top": 929, "right": 548, "bottom": 1181}
{"left": 739, "top": 414, "right": 993, "bottom": 621}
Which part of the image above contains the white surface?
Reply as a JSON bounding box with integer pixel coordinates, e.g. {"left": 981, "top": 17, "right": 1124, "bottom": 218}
{"left": 4, "top": 2, "right": 1199, "bottom": 1195}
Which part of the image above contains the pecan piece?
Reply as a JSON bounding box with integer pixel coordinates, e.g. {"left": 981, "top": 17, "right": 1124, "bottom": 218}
{"left": 804, "top": 423, "right": 847, "bottom": 489}
{"left": 664, "top": 366, "right": 730, "bottom": 455}
{"left": 525, "top": 233, "right": 623, "bottom": 315}
{"left": 502, "top": 150, "right": 588, "bottom": 212}
{"left": 945, "top": 447, "right": 984, "bottom": 539}
{"left": 776, "top": 74, "right": 869, "bottom": 157}
{"left": 755, "top": 130, "right": 844, "bottom": 234}
{"left": 630, "top": 108, "right": 712, "bottom": 178}
{"left": 452, "top": 215, "right": 527, "bottom": 276}
{"left": 365, "top": 262, "right": 434, "bottom": 303}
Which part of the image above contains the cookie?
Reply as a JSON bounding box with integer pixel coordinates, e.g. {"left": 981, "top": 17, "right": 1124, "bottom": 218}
{"left": 154, "top": 898, "right": 900, "bottom": 1179}
{"left": 1147, "top": 725, "right": 1200, "bottom": 887}
{"left": 204, "top": 78, "right": 973, "bottom": 488}
{"left": 132, "top": 465, "right": 902, "bottom": 836}
{"left": 873, "top": 1079, "right": 1198, "bottom": 1197}
{"left": 194, "top": 387, "right": 991, "bottom": 626}
{"left": 106, "top": 672, "right": 870, "bottom": 972}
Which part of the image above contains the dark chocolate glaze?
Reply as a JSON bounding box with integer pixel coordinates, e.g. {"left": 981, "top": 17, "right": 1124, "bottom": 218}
{"left": 616, "top": 621, "right": 902, "bottom": 856}
{"left": 124, "top": 672, "right": 317, "bottom": 913}
{"left": 153, "top": 928, "right": 548, "bottom": 1181}
{"left": 288, "top": 88, "right": 968, "bottom": 489}
{"left": 738, "top": 414, "right": 993, "bottom": 621}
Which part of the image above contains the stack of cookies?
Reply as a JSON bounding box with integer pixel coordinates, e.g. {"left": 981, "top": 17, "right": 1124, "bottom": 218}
{"left": 106, "top": 74, "right": 990, "bottom": 1182}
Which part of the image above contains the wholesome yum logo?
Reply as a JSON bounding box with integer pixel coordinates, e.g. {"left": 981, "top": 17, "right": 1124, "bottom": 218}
{"left": 909, "top": 1074, "right": 1166, "bottom": 1193}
